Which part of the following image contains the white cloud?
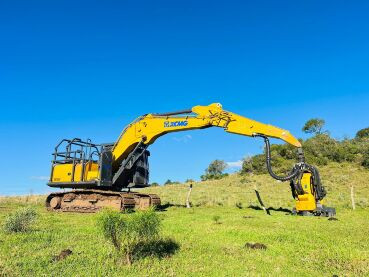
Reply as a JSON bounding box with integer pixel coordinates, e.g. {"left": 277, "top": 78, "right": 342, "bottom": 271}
{"left": 172, "top": 134, "right": 192, "bottom": 143}
{"left": 30, "top": 176, "right": 49, "bottom": 181}
{"left": 226, "top": 160, "right": 243, "bottom": 168}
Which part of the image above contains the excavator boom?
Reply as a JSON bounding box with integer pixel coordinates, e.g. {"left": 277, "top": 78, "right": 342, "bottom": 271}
{"left": 112, "top": 103, "right": 301, "bottom": 166}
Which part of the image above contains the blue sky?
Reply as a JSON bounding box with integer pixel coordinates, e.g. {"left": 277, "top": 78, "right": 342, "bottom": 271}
{"left": 0, "top": 1, "right": 368, "bottom": 195}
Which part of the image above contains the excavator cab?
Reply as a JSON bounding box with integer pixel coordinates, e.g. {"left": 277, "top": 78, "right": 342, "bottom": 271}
{"left": 48, "top": 139, "right": 103, "bottom": 188}
{"left": 47, "top": 138, "right": 159, "bottom": 212}
{"left": 48, "top": 138, "right": 150, "bottom": 190}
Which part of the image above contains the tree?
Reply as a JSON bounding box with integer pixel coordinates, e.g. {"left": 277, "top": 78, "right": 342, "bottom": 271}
{"left": 206, "top": 160, "right": 227, "bottom": 176}
{"left": 356, "top": 127, "right": 369, "bottom": 139}
{"left": 302, "top": 118, "right": 325, "bottom": 135}
{"left": 164, "top": 179, "right": 172, "bottom": 185}
{"left": 201, "top": 160, "right": 228, "bottom": 180}
{"left": 164, "top": 179, "right": 179, "bottom": 185}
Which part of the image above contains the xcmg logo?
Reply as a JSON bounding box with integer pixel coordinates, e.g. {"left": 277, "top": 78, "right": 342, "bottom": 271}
{"left": 164, "top": 120, "right": 188, "bottom": 128}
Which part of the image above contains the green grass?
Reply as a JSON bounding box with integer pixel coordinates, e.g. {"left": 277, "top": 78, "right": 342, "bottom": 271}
{"left": 0, "top": 163, "right": 368, "bottom": 276}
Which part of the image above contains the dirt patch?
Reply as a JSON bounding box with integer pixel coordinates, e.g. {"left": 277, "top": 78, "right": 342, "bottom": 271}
{"left": 328, "top": 217, "right": 338, "bottom": 221}
{"left": 243, "top": 216, "right": 255, "bottom": 219}
{"left": 52, "top": 249, "right": 72, "bottom": 262}
{"left": 245, "top": 243, "right": 267, "bottom": 250}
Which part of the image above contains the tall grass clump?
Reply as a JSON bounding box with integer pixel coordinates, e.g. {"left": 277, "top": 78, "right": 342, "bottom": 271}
{"left": 212, "top": 215, "right": 221, "bottom": 224}
{"left": 98, "top": 208, "right": 161, "bottom": 265}
{"left": 2, "top": 207, "right": 38, "bottom": 233}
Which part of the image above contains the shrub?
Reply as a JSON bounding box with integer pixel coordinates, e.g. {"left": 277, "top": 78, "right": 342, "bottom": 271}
{"left": 97, "top": 208, "right": 161, "bottom": 265}
{"left": 212, "top": 215, "right": 221, "bottom": 224}
{"left": 133, "top": 238, "right": 179, "bottom": 259}
{"left": 164, "top": 180, "right": 180, "bottom": 185}
{"left": 356, "top": 127, "right": 369, "bottom": 139}
{"left": 362, "top": 150, "right": 369, "bottom": 169}
{"left": 241, "top": 155, "right": 265, "bottom": 174}
{"left": 241, "top": 145, "right": 295, "bottom": 175}
{"left": 97, "top": 209, "right": 125, "bottom": 250}
{"left": 240, "top": 131, "right": 369, "bottom": 174}
{"left": 200, "top": 173, "right": 228, "bottom": 181}
{"left": 3, "top": 207, "right": 37, "bottom": 233}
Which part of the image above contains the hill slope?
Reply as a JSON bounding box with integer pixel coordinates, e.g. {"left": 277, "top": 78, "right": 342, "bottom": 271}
{"left": 143, "top": 163, "right": 369, "bottom": 211}
{"left": 0, "top": 163, "right": 368, "bottom": 276}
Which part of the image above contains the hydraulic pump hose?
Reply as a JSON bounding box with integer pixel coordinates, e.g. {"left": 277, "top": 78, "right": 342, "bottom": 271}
{"left": 305, "top": 163, "right": 326, "bottom": 200}
{"left": 257, "top": 135, "right": 301, "bottom": 182}
{"left": 255, "top": 134, "right": 327, "bottom": 201}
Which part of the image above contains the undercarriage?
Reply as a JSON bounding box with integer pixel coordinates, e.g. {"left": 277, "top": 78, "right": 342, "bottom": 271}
{"left": 46, "top": 189, "right": 161, "bottom": 213}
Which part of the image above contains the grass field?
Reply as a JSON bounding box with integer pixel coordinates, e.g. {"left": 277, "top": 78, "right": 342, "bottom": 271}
{"left": 0, "top": 163, "right": 368, "bottom": 276}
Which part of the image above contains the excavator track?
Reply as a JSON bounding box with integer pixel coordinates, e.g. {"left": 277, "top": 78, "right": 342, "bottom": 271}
{"left": 46, "top": 189, "right": 161, "bottom": 213}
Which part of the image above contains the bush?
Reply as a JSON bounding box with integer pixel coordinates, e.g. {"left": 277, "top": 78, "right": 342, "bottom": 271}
{"left": 356, "top": 127, "right": 369, "bottom": 139}
{"left": 212, "top": 215, "right": 221, "bottom": 224}
{"left": 164, "top": 180, "right": 180, "bottom": 185}
{"left": 133, "top": 238, "right": 179, "bottom": 259}
{"left": 241, "top": 145, "right": 295, "bottom": 175}
{"left": 97, "top": 208, "right": 161, "bottom": 265}
{"left": 2, "top": 207, "right": 37, "bottom": 233}
{"left": 240, "top": 132, "right": 369, "bottom": 174}
{"left": 200, "top": 173, "right": 228, "bottom": 181}
{"left": 97, "top": 209, "right": 125, "bottom": 250}
{"left": 362, "top": 150, "right": 369, "bottom": 169}
{"left": 241, "top": 155, "right": 265, "bottom": 174}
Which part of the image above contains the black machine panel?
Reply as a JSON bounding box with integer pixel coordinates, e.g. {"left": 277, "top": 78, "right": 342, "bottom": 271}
{"left": 99, "top": 147, "right": 113, "bottom": 186}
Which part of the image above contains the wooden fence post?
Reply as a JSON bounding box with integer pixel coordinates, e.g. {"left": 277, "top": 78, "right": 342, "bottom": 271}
{"left": 254, "top": 184, "right": 270, "bottom": 215}
{"left": 186, "top": 184, "right": 193, "bottom": 208}
{"left": 351, "top": 185, "right": 356, "bottom": 210}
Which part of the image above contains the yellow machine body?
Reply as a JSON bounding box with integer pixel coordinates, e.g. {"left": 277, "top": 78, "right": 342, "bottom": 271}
{"left": 295, "top": 172, "right": 322, "bottom": 212}
{"left": 51, "top": 162, "right": 99, "bottom": 183}
{"left": 46, "top": 103, "right": 334, "bottom": 215}
{"left": 296, "top": 173, "right": 316, "bottom": 212}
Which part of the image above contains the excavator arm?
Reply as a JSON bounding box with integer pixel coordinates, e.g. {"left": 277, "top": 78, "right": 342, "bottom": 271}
{"left": 112, "top": 103, "right": 301, "bottom": 166}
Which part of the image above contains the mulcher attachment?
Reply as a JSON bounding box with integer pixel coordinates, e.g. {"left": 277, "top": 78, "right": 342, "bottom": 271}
{"left": 255, "top": 134, "right": 336, "bottom": 217}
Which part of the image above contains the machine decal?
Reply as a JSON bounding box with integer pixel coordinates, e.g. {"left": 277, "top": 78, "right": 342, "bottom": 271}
{"left": 164, "top": 120, "right": 188, "bottom": 128}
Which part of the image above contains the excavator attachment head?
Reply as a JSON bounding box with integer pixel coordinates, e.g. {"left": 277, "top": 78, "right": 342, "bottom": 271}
{"left": 292, "top": 172, "right": 336, "bottom": 217}
{"left": 256, "top": 134, "right": 335, "bottom": 217}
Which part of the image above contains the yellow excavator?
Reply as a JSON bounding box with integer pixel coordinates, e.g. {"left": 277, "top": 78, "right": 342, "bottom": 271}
{"left": 46, "top": 103, "right": 335, "bottom": 216}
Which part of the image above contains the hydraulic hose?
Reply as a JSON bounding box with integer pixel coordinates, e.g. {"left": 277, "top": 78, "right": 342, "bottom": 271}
{"left": 254, "top": 134, "right": 327, "bottom": 201}
{"left": 305, "top": 164, "right": 326, "bottom": 201}
{"left": 256, "top": 134, "right": 301, "bottom": 181}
